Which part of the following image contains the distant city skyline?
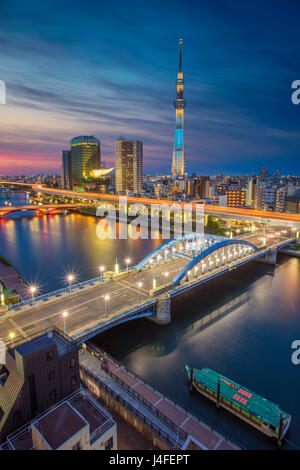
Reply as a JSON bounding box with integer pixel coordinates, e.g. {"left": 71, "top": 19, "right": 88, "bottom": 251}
{"left": 0, "top": 0, "right": 300, "bottom": 175}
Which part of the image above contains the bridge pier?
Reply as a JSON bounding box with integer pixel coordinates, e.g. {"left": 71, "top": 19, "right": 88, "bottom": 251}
{"left": 151, "top": 294, "right": 171, "bottom": 325}
{"left": 259, "top": 248, "right": 278, "bottom": 265}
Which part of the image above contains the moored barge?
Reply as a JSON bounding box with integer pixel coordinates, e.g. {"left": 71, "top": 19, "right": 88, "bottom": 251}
{"left": 185, "top": 365, "right": 291, "bottom": 445}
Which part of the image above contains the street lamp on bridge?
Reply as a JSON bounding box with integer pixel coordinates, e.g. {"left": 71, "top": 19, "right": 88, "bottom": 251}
{"left": 62, "top": 311, "right": 68, "bottom": 333}
{"left": 67, "top": 274, "right": 74, "bottom": 293}
{"left": 137, "top": 282, "right": 142, "bottom": 303}
{"left": 29, "top": 285, "right": 37, "bottom": 306}
{"left": 125, "top": 258, "right": 131, "bottom": 271}
{"left": 99, "top": 265, "right": 105, "bottom": 283}
{"left": 9, "top": 331, "right": 15, "bottom": 348}
{"left": 104, "top": 295, "right": 110, "bottom": 317}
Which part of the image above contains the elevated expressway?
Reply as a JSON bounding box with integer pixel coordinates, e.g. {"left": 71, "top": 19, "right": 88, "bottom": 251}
{"left": 1, "top": 181, "right": 300, "bottom": 227}
{"left": 0, "top": 231, "right": 295, "bottom": 353}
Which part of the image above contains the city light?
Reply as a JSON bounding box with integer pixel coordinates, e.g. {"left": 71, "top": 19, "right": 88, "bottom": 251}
{"left": 66, "top": 274, "right": 75, "bottom": 293}
{"left": 104, "top": 294, "right": 110, "bottom": 317}
{"left": 99, "top": 265, "right": 105, "bottom": 283}
{"left": 115, "top": 259, "right": 119, "bottom": 275}
{"left": 62, "top": 311, "right": 68, "bottom": 332}
{"left": 137, "top": 282, "right": 142, "bottom": 303}
{"left": 125, "top": 258, "right": 131, "bottom": 271}
{"left": 29, "top": 285, "right": 37, "bottom": 306}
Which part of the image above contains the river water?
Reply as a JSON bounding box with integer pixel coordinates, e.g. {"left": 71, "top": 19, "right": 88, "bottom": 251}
{"left": 0, "top": 212, "right": 299, "bottom": 450}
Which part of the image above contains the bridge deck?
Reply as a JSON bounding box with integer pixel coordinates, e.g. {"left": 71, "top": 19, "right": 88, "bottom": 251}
{"left": 0, "top": 233, "right": 292, "bottom": 349}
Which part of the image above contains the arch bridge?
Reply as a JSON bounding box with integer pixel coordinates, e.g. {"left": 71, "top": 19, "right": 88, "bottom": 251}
{"left": 135, "top": 232, "right": 258, "bottom": 286}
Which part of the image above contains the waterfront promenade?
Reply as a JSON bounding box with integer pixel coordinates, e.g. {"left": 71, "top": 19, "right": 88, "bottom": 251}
{"left": 79, "top": 344, "right": 241, "bottom": 450}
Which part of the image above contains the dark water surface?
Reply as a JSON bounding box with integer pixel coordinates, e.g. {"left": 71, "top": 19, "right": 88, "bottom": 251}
{"left": 0, "top": 213, "right": 299, "bottom": 449}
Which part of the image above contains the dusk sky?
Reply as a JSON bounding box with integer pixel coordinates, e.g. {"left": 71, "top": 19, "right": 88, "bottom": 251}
{"left": 0, "top": 0, "right": 299, "bottom": 176}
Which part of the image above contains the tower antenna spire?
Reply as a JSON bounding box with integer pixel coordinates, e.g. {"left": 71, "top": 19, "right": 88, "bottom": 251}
{"left": 179, "top": 38, "right": 183, "bottom": 73}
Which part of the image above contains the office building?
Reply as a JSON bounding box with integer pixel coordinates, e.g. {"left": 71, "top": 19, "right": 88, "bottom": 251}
{"left": 115, "top": 138, "right": 143, "bottom": 194}
{"left": 61, "top": 150, "right": 72, "bottom": 189}
{"left": 70, "top": 136, "right": 101, "bottom": 189}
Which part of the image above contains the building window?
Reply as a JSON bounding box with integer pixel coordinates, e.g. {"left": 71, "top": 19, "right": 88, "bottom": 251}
{"left": 71, "top": 375, "right": 77, "bottom": 387}
{"left": 49, "top": 389, "right": 56, "bottom": 401}
{"left": 46, "top": 351, "right": 54, "bottom": 361}
{"left": 70, "top": 358, "right": 76, "bottom": 368}
{"left": 13, "top": 409, "right": 21, "bottom": 425}
{"left": 48, "top": 370, "right": 55, "bottom": 381}
{"left": 105, "top": 437, "right": 113, "bottom": 450}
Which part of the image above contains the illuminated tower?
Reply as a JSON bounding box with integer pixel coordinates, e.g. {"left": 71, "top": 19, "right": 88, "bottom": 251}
{"left": 171, "top": 38, "right": 186, "bottom": 176}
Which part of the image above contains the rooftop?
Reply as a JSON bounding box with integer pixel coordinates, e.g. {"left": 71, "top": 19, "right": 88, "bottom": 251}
{"left": 14, "top": 331, "right": 75, "bottom": 357}
{"left": 1, "top": 389, "right": 115, "bottom": 450}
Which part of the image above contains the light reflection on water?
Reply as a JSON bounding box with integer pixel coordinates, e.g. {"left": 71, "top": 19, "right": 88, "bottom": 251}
{"left": 0, "top": 213, "right": 299, "bottom": 449}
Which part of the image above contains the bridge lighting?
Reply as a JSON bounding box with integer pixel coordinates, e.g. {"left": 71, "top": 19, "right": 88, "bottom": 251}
{"left": 153, "top": 275, "right": 157, "bottom": 290}
{"left": 115, "top": 259, "right": 119, "bottom": 275}
{"left": 9, "top": 331, "right": 15, "bottom": 346}
{"left": 66, "top": 274, "right": 74, "bottom": 293}
{"left": 125, "top": 258, "right": 131, "bottom": 271}
{"left": 137, "top": 282, "right": 142, "bottom": 302}
{"left": 99, "top": 265, "right": 105, "bottom": 283}
{"left": 62, "top": 311, "right": 68, "bottom": 332}
{"left": 29, "top": 285, "right": 37, "bottom": 306}
{"left": 104, "top": 295, "right": 110, "bottom": 316}
{"left": 163, "top": 272, "right": 169, "bottom": 285}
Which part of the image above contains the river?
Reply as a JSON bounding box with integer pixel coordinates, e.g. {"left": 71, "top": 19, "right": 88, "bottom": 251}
{"left": 0, "top": 212, "right": 299, "bottom": 450}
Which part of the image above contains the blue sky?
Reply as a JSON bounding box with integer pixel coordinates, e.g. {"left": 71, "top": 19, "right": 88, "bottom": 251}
{"left": 0, "top": 0, "right": 299, "bottom": 175}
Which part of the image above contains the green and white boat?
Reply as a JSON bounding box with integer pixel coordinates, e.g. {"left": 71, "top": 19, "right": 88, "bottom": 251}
{"left": 185, "top": 365, "right": 291, "bottom": 444}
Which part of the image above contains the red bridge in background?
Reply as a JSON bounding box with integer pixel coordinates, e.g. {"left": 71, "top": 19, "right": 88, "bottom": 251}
{"left": 0, "top": 203, "right": 84, "bottom": 217}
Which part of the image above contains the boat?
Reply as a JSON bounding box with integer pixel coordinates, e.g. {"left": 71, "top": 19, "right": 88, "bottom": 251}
{"left": 185, "top": 365, "right": 291, "bottom": 444}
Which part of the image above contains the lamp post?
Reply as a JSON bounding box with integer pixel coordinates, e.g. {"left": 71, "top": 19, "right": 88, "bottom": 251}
{"left": 125, "top": 258, "right": 131, "bottom": 272}
{"left": 0, "top": 283, "right": 5, "bottom": 307}
{"left": 164, "top": 272, "right": 169, "bottom": 286}
{"left": 99, "top": 266, "right": 105, "bottom": 284}
{"left": 115, "top": 258, "right": 119, "bottom": 275}
{"left": 137, "top": 282, "right": 142, "bottom": 303}
{"left": 62, "top": 311, "right": 68, "bottom": 333}
{"left": 30, "top": 286, "right": 36, "bottom": 306}
{"left": 67, "top": 274, "right": 74, "bottom": 293}
{"left": 104, "top": 295, "right": 110, "bottom": 317}
{"left": 152, "top": 274, "right": 156, "bottom": 291}
{"left": 9, "top": 331, "right": 15, "bottom": 348}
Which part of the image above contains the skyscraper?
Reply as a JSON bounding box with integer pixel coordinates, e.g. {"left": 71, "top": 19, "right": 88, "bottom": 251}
{"left": 70, "top": 136, "right": 101, "bottom": 189}
{"left": 61, "top": 150, "right": 71, "bottom": 189}
{"left": 171, "top": 39, "right": 186, "bottom": 176}
{"left": 115, "top": 138, "right": 143, "bottom": 194}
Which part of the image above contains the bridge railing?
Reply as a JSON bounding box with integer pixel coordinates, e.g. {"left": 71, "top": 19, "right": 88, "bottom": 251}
{"left": 7, "top": 269, "right": 130, "bottom": 311}
{"left": 73, "top": 300, "right": 156, "bottom": 342}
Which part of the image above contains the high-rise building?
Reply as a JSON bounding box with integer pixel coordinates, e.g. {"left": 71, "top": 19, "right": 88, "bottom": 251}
{"left": 70, "top": 136, "right": 101, "bottom": 189}
{"left": 246, "top": 176, "right": 259, "bottom": 208}
{"left": 225, "top": 188, "right": 246, "bottom": 207}
{"left": 61, "top": 150, "right": 72, "bottom": 189}
{"left": 171, "top": 39, "right": 186, "bottom": 176}
{"left": 115, "top": 138, "right": 143, "bottom": 194}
